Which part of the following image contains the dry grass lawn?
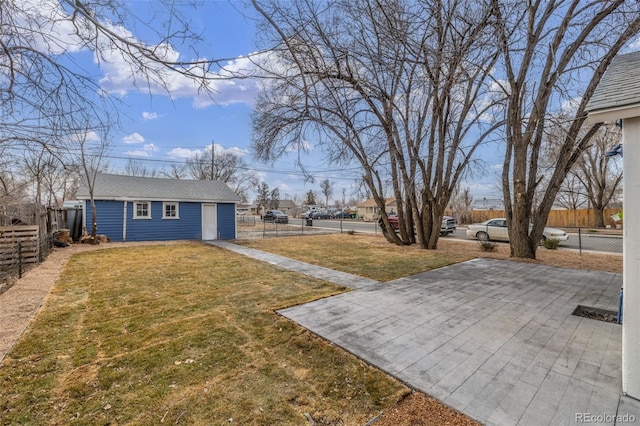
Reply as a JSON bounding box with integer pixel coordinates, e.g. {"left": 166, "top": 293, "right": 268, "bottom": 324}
{"left": 236, "top": 233, "right": 623, "bottom": 277}
{"left": 0, "top": 234, "right": 621, "bottom": 425}
{"left": 0, "top": 243, "right": 408, "bottom": 425}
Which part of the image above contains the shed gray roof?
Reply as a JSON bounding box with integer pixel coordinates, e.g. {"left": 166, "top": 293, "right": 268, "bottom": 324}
{"left": 76, "top": 173, "right": 241, "bottom": 203}
{"left": 588, "top": 51, "right": 640, "bottom": 113}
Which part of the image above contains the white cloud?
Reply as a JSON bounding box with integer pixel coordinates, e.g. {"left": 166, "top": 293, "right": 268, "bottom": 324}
{"left": 167, "top": 147, "right": 201, "bottom": 159}
{"left": 125, "top": 143, "right": 158, "bottom": 157}
{"left": 122, "top": 132, "right": 145, "bottom": 144}
{"left": 560, "top": 97, "right": 582, "bottom": 116}
{"left": 16, "top": 0, "right": 85, "bottom": 55}
{"left": 142, "top": 112, "right": 159, "bottom": 120}
{"left": 67, "top": 130, "right": 101, "bottom": 143}
{"left": 278, "top": 183, "right": 293, "bottom": 192}
{"left": 95, "top": 25, "right": 264, "bottom": 107}
{"left": 286, "top": 140, "right": 315, "bottom": 153}
{"left": 206, "top": 143, "right": 250, "bottom": 156}
{"left": 15, "top": 1, "right": 265, "bottom": 108}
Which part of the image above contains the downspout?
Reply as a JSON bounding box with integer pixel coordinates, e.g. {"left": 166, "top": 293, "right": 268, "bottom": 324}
{"left": 122, "top": 201, "right": 127, "bottom": 242}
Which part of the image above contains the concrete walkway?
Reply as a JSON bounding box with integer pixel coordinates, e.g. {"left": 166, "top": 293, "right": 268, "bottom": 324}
{"left": 208, "top": 241, "right": 640, "bottom": 425}
{"left": 207, "top": 241, "right": 379, "bottom": 289}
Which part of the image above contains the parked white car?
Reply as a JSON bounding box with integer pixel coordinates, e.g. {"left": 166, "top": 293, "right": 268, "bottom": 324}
{"left": 466, "top": 218, "right": 568, "bottom": 243}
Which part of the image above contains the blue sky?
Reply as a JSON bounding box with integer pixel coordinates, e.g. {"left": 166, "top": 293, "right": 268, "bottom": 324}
{"left": 78, "top": 0, "right": 504, "bottom": 204}
{"left": 92, "top": 0, "right": 377, "bottom": 203}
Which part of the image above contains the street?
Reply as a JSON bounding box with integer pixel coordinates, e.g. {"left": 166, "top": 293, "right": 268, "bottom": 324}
{"left": 288, "top": 218, "right": 623, "bottom": 254}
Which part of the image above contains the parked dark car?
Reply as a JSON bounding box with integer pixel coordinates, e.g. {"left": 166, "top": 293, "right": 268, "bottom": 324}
{"left": 311, "top": 211, "right": 330, "bottom": 219}
{"left": 333, "top": 210, "right": 352, "bottom": 219}
{"left": 263, "top": 210, "right": 289, "bottom": 224}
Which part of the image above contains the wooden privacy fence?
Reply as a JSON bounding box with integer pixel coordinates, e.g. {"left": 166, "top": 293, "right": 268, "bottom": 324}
{"left": 0, "top": 226, "right": 42, "bottom": 291}
{"left": 453, "top": 208, "right": 622, "bottom": 228}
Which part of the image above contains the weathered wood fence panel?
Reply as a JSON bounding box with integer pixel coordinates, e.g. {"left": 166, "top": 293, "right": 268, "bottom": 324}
{"left": 0, "top": 226, "right": 41, "bottom": 291}
{"left": 454, "top": 209, "right": 622, "bottom": 228}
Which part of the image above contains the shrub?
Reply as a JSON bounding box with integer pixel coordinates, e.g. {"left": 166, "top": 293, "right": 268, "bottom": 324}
{"left": 478, "top": 241, "right": 497, "bottom": 252}
{"left": 543, "top": 238, "right": 561, "bottom": 250}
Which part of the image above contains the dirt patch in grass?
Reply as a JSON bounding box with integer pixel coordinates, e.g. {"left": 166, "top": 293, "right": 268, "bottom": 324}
{"left": 374, "top": 392, "right": 479, "bottom": 426}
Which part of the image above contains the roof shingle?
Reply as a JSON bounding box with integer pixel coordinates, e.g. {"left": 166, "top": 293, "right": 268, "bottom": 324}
{"left": 76, "top": 173, "right": 241, "bottom": 202}
{"left": 587, "top": 51, "right": 640, "bottom": 113}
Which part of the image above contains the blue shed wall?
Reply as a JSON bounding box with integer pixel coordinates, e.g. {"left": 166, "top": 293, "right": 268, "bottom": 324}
{"left": 85, "top": 200, "right": 125, "bottom": 241}
{"left": 217, "top": 203, "right": 236, "bottom": 240}
{"left": 125, "top": 201, "right": 202, "bottom": 242}
{"left": 84, "top": 200, "right": 236, "bottom": 242}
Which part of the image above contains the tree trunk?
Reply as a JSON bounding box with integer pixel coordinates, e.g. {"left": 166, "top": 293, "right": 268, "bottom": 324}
{"left": 593, "top": 205, "right": 605, "bottom": 228}
{"left": 90, "top": 199, "right": 99, "bottom": 245}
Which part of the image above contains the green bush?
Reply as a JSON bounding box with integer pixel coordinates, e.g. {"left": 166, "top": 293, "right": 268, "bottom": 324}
{"left": 543, "top": 238, "right": 561, "bottom": 249}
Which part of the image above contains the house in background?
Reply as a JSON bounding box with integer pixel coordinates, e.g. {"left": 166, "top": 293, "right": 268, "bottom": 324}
{"left": 236, "top": 202, "right": 251, "bottom": 216}
{"left": 76, "top": 173, "right": 241, "bottom": 242}
{"left": 276, "top": 200, "right": 297, "bottom": 216}
{"left": 249, "top": 199, "right": 297, "bottom": 217}
{"left": 357, "top": 198, "right": 397, "bottom": 221}
{"left": 470, "top": 197, "right": 504, "bottom": 211}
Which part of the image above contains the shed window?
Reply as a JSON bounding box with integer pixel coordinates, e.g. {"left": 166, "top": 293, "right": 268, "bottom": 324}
{"left": 134, "top": 201, "right": 151, "bottom": 219}
{"left": 163, "top": 202, "right": 179, "bottom": 219}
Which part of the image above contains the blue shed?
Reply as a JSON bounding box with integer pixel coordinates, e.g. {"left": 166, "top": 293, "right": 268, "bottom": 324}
{"left": 75, "top": 173, "right": 241, "bottom": 242}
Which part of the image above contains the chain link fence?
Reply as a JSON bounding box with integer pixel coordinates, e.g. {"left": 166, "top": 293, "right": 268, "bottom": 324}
{"left": 237, "top": 216, "right": 343, "bottom": 240}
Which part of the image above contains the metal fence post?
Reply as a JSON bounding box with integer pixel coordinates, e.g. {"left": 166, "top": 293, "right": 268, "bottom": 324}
{"left": 578, "top": 227, "right": 582, "bottom": 255}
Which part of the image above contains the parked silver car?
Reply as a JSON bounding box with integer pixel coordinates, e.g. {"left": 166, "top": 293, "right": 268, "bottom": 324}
{"left": 466, "top": 218, "right": 568, "bottom": 243}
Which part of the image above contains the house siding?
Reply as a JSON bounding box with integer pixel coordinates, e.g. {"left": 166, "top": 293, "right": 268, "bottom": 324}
{"left": 84, "top": 200, "right": 126, "bottom": 241}
{"left": 217, "top": 203, "right": 236, "bottom": 240}
{"left": 84, "top": 200, "right": 236, "bottom": 242}
{"left": 125, "top": 201, "right": 202, "bottom": 242}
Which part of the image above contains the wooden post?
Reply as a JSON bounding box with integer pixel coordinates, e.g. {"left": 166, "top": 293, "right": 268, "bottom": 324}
{"left": 17, "top": 240, "right": 22, "bottom": 279}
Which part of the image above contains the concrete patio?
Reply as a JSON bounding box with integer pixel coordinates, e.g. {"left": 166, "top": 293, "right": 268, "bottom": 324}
{"left": 209, "top": 241, "right": 640, "bottom": 425}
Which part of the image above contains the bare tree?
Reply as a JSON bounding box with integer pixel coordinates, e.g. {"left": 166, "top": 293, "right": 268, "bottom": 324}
{"left": 269, "top": 188, "right": 280, "bottom": 209}
{"left": 186, "top": 148, "right": 259, "bottom": 202}
{"left": 554, "top": 174, "right": 588, "bottom": 211}
{"left": 160, "top": 164, "right": 188, "bottom": 180}
{"left": 252, "top": 0, "right": 503, "bottom": 249}
{"left": 1, "top": 0, "right": 252, "bottom": 205}
{"left": 491, "top": 0, "right": 640, "bottom": 258}
{"left": 255, "top": 182, "right": 270, "bottom": 215}
{"left": 123, "top": 159, "right": 157, "bottom": 177}
{"left": 67, "top": 124, "right": 111, "bottom": 243}
{"left": 0, "top": 168, "right": 30, "bottom": 221}
{"left": 21, "top": 146, "right": 61, "bottom": 209}
{"left": 319, "top": 179, "right": 333, "bottom": 208}
{"left": 572, "top": 125, "right": 623, "bottom": 227}
{"left": 449, "top": 186, "right": 474, "bottom": 225}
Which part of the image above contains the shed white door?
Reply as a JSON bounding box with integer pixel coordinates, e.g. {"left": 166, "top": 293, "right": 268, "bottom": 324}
{"left": 202, "top": 204, "right": 217, "bottom": 240}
